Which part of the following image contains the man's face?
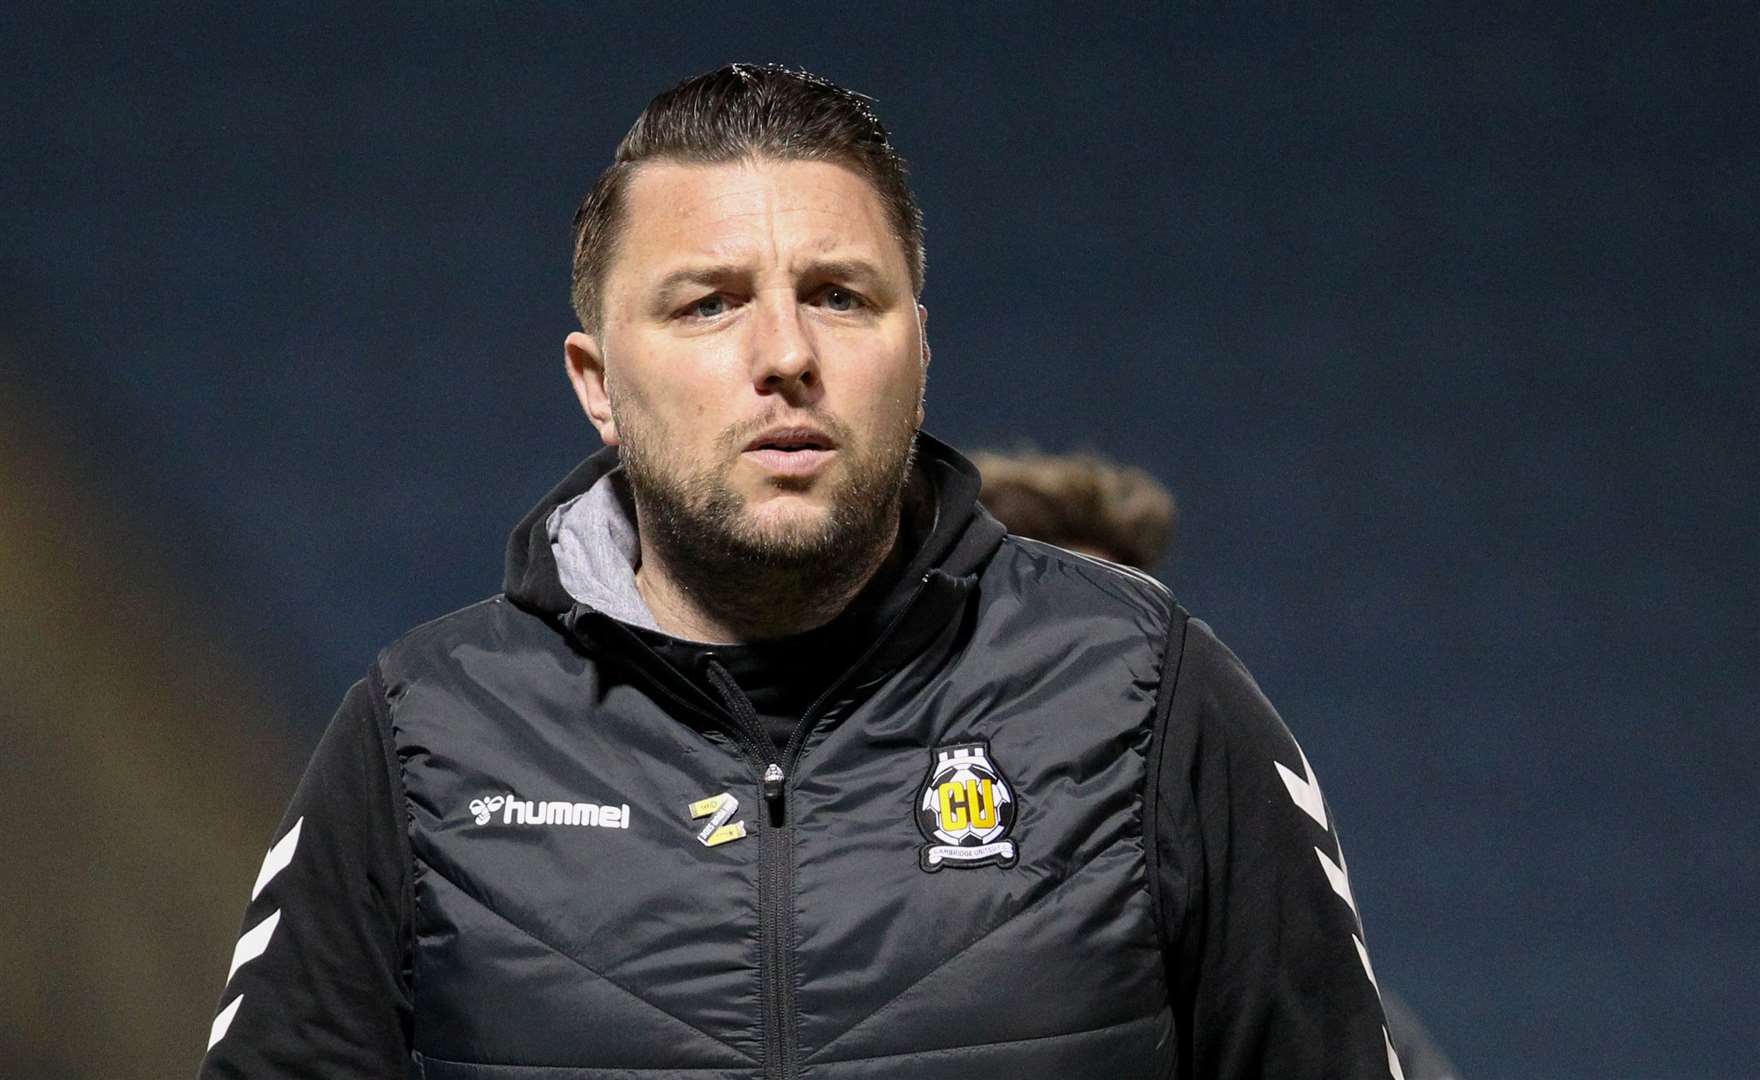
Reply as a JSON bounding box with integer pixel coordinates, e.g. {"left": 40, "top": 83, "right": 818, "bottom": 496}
{"left": 566, "top": 158, "right": 929, "bottom": 564}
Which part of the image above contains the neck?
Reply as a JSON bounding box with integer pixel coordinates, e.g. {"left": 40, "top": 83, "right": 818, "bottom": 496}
{"left": 633, "top": 517, "right": 901, "bottom": 644}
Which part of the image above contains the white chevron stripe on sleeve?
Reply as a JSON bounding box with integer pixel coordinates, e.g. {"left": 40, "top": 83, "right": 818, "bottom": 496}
{"left": 1353, "top": 933, "right": 1380, "bottom": 992}
{"left": 1386, "top": 1027, "right": 1407, "bottom": 1080}
{"left": 251, "top": 817, "right": 304, "bottom": 901}
{"left": 1275, "top": 745, "right": 1329, "bottom": 830}
{"left": 1274, "top": 736, "right": 1397, "bottom": 1077}
{"left": 207, "top": 995, "right": 243, "bottom": 1050}
{"left": 1315, "top": 845, "right": 1360, "bottom": 919}
{"left": 226, "top": 908, "right": 282, "bottom": 983}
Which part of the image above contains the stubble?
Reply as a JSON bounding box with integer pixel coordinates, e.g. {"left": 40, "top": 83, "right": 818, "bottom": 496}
{"left": 614, "top": 398, "right": 919, "bottom": 640}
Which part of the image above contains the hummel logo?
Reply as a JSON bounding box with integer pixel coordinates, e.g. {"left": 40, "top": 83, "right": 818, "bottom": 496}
{"left": 469, "top": 792, "right": 631, "bottom": 830}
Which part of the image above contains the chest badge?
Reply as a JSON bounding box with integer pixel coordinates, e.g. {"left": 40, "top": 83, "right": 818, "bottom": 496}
{"left": 916, "top": 741, "right": 1019, "bottom": 872}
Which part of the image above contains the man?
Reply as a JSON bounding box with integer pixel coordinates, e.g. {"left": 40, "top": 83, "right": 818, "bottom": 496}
{"left": 199, "top": 64, "right": 1402, "bottom": 1079}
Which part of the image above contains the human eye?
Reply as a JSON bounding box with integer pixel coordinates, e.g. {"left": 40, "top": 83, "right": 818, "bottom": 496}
{"left": 815, "top": 285, "right": 865, "bottom": 313}
{"left": 680, "top": 294, "right": 730, "bottom": 320}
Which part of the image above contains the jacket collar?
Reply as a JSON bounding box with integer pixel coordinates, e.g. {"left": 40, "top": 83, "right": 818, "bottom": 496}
{"left": 504, "top": 431, "right": 1006, "bottom": 678}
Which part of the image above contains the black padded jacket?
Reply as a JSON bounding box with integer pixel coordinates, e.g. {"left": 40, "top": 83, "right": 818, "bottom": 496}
{"left": 197, "top": 435, "right": 1400, "bottom": 1079}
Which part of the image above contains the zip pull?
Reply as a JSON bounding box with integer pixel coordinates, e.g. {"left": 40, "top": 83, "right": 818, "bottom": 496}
{"left": 762, "top": 762, "right": 785, "bottom": 803}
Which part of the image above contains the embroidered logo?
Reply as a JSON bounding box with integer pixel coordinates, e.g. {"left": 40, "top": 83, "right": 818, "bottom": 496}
{"left": 468, "top": 792, "right": 631, "bottom": 830}
{"left": 469, "top": 795, "right": 505, "bottom": 825}
{"left": 916, "top": 741, "right": 1019, "bottom": 871}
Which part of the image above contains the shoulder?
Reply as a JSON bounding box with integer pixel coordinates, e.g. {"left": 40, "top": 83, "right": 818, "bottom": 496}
{"left": 374, "top": 594, "right": 564, "bottom": 693}
{"left": 1159, "top": 615, "right": 1309, "bottom": 788}
{"left": 1169, "top": 616, "right": 1268, "bottom": 711}
{"left": 983, "top": 534, "right": 1177, "bottom": 639}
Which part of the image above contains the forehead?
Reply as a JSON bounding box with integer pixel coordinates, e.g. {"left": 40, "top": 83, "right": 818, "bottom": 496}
{"left": 611, "top": 158, "right": 907, "bottom": 282}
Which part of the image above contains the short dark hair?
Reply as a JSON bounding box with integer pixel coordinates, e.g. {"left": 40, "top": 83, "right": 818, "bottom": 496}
{"left": 970, "top": 449, "right": 1178, "bottom": 572}
{"left": 570, "top": 63, "right": 926, "bottom": 333}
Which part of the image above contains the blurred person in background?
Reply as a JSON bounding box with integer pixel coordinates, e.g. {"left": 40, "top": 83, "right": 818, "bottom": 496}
{"left": 199, "top": 63, "right": 1402, "bottom": 1079}
{"left": 968, "top": 449, "right": 1179, "bottom": 571}
{"left": 973, "top": 446, "right": 1461, "bottom": 1080}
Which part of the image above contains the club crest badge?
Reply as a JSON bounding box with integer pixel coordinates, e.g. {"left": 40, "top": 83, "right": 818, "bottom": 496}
{"left": 916, "top": 741, "right": 1019, "bottom": 872}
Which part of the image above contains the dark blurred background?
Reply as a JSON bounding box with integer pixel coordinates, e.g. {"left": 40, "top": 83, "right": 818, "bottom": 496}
{"left": 3, "top": 5, "right": 1755, "bottom": 1078}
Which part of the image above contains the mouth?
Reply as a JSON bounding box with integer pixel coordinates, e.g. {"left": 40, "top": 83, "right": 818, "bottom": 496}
{"left": 744, "top": 427, "right": 837, "bottom": 453}
{"left": 742, "top": 426, "right": 838, "bottom": 478}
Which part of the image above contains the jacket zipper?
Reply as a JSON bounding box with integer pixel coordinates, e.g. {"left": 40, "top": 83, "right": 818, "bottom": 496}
{"left": 571, "top": 577, "right": 938, "bottom": 1080}
{"left": 699, "top": 659, "right": 791, "bottom": 1080}
{"left": 757, "top": 573, "right": 936, "bottom": 1080}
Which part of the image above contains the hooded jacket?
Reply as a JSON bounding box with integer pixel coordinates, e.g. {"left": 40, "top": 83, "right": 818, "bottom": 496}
{"left": 198, "top": 435, "right": 1400, "bottom": 1079}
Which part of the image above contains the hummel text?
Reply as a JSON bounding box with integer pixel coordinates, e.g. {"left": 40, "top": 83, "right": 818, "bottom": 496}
{"left": 468, "top": 793, "right": 631, "bottom": 830}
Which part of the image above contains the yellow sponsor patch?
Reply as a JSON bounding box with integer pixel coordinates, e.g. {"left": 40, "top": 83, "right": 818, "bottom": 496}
{"left": 702, "top": 821, "right": 748, "bottom": 847}
{"left": 689, "top": 794, "right": 733, "bottom": 819}
{"left": 688, "top": 791, "right": 747, "bottom": 846}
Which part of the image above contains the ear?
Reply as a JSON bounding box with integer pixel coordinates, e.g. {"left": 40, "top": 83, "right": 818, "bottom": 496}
{"left": 916, "top": 303, "right": 932, "bottom": 427}
{"left": 565, "top": 331, "right": 619, "bottom": 446}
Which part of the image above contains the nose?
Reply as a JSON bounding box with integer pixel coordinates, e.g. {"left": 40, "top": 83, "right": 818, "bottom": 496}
{"left": 749, "top": 290, "right": 821, "bottom": 403}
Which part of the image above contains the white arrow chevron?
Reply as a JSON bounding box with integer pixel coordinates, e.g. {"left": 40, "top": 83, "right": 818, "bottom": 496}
{"left": 1385, "top": 1027, "right": 1407, "bottom": 1080}
{"left": 251, "top": 817, "right": 303, "bottom": 901}
{"left": 1316, "top": 845, "right": 1360, "bottom": 920}
{"left": 207, "top": 995, "right": 242, "bottom": 1050}
{"left": 226, "top": 909, "right": 282, "bottom": 982}
{"left": 1352, "top": 933, "right": 1379, "bottom": 991}
{"left": 1275, "top": 744, "right": 1328, "bottom": 830}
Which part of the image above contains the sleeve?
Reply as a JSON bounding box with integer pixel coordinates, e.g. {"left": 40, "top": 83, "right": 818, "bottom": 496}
{"left": 196, "top": 673, "right": 414, "bottom": 1079}
{"left": 1151, "top": 615, "right": 1404, "bottom": 1080}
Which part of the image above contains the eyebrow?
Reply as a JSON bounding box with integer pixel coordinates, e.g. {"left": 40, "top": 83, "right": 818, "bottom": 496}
{"left": 797, "top": 258, "right": 887, "bottom": 288}
{"left": 650, "top": 264, "right": 746, "bottom": 300}
{"left": 646, "top": 257, "right": 892, "bottom": 301}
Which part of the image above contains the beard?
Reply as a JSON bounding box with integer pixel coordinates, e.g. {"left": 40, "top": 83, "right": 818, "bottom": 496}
{"left": 613, "top": 395, "right": 920, "bottom": 638}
